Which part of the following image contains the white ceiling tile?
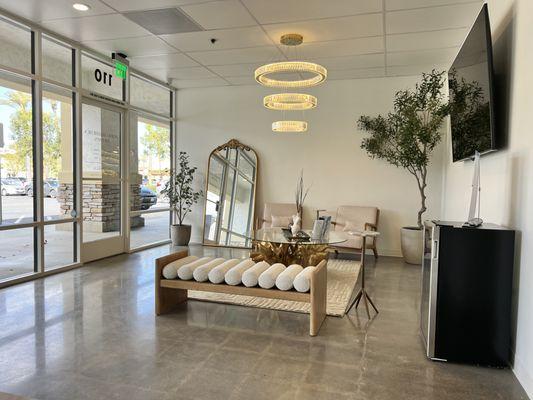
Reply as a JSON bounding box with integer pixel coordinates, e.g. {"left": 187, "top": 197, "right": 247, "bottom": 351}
{"left": 286, "top": 37, "right": 384, "bottom": 59}
{"left": 209, "top": 63, "right": 260, "bottom": 77}
{"left": 172, "top": 77, "right": 229, "bottom": 88}
{"left": 0, "top": 0, "right": 114, "bottom": 22}
{"left": 130, "top": 53, "right": 199, "bottom": 69}
{"left": 224, "top": 76, "right": 257, "bottom": 85}
{"left": 387, "top": 63, "right": 449, "bottom": 77}
{"left": 187, "top": 46, "right": 283, "bottom": 66}
{"left": 42, "top": 14, "right": 150, "bottom": 41}
{"left": 387, "top": 28, "right": 468, "bottom": 52}
{"left": 242, "top": 0, "right": 382, "bottom": 24}
{"left": 263, "top": 13, "right": 383, "bottom": 44}
{"left": 387, "top": 48, "right": 458, "bottom": 67}
{"left": 386, "top": 0, "right": 483, "bottom": 12}
{"left": 161, "top": 26, "right": 271, "bottom": 52}
{"left": 316, "top": 53, "right": 385, "bottom": 70}
{"left": 167, "top": 66, "right": 217, "bottom": 79}
{"left": 329, "top": 67, "right": 386, "bottom": 80}
{"left": 180, "top": 0, "right": 256, "bottom": 29}
{"left": 386, "top": 3, "right": 482, "bottom": 34}
{"left": 83, "top": 36, "right": 178, "bottom": 57}
{"left": 102, "top": 0, "right": 214, "bottom": 12}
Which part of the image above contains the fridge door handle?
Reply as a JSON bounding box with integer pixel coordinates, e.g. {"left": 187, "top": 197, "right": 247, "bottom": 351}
{"left": 433, "top": 240, "right": 439, "bottom": 259}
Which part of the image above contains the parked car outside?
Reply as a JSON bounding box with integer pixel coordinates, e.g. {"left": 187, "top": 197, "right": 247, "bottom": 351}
{"left": 140, "top": 186, "right": 157, "bottom": 210}
{"left": 25, "top": 179, "right": 59, "bottom": 197}
{"left": 0, "top": 178, "right": 26, "bottom": 196}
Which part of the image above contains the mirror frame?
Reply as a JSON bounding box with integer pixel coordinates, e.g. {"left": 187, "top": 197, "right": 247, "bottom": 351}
{"left": 202, "top": 139, "right": 258, "bottom": 249}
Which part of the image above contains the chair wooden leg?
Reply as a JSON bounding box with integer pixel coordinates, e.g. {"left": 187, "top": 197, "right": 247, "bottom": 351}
{"left": 372, "top": 247, "right": 378, "bottom": 259}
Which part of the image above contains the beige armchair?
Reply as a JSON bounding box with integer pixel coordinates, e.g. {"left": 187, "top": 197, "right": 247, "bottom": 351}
{"left": 260, "top": 202, "right": 297, "bottom": 228}
{"left": 320, "top": 206, "right": 380, "bottom": 258}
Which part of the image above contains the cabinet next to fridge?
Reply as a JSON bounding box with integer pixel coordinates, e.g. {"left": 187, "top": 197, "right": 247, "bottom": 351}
{"left": 420, "top": 221, "right": 515, "bottom": 367}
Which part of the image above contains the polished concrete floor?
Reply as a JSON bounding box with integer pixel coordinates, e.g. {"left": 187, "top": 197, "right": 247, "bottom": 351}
{"left": 0, "top": 245, "right": 528, "bottom": 400}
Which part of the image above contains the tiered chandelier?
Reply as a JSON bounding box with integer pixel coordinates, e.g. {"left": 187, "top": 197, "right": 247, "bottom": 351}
{"left": 255, "top": 34, "right": 327, "bottom": 132}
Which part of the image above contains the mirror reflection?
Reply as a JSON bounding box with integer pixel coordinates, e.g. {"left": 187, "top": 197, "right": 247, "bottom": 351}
{"left": 203, "top": 139, "right": 257, "bottom": 248}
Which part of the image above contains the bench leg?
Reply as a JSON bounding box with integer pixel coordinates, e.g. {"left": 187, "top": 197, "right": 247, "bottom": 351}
{"left": 156, "top": 287, "right": 188, "bottom": 315}
{"left": 310, "top": 260, "right": 327, "bottom": 336}
{"left": 155, "top": 250, "right": 190, "bottom": 315}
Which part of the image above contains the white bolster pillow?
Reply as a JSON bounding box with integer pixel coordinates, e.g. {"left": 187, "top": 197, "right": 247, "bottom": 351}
{"left": 177, "top": 257, "right": 213, "bottom": 280}
{"left": 193, "top": 258, "right": 226, "bottom": 282}
{"left": 242, "top": 261, "right": 270, "bottom": 287}
{"left": 162, "top": 255, "right": 198, "bottom": 279}
{"left": 293, "top": 266, "right": 316, "bottom": 293}
{"left": 258, "top": 263, "right": 286, "bottom": 289}
{"left": 208, "top": 259, "right": 241, "bottom": 283}
{"left": 276, "top": 264, "right": 304, "bottom": 291}
{"left": 225, "top": 259, "right": 255, "bottom": 286}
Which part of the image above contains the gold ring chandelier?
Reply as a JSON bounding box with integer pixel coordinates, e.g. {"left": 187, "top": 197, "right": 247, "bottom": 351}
{"left": 256, "top": 34, "right": 326, "bottom": 133}
{"left": 272, "top": 120, "right": 308, "bottom": 133}
{"left": 264, "top": 93, "right": 317, "bottom": 111}
{"left": 255, "top": 61, "right": 327, "bottom": 88}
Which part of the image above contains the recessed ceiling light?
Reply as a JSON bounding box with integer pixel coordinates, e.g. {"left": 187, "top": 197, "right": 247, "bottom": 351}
{"left": 72, "top": 3, "right": 90, "bottom": 11}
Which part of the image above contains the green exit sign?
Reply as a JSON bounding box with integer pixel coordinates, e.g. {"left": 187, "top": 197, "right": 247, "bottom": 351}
{"left": 115, "top": 61, "right": 128, "bottom": 80}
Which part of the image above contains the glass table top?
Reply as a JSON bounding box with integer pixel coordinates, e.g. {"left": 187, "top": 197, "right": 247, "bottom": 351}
{"left": 251, "top": 227, "right": 346, "bottom": 245}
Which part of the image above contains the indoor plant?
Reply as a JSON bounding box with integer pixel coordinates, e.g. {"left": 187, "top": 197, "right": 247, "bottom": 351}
{"left": 357, "top": 70, "right": 449, "bottom": 264}
{"left": 161, "top": 151, "right": 203, "bottom": 246}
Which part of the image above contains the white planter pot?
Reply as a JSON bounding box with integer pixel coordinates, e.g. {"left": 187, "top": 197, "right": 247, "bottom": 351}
{"left": 401, "top": 227, "right": 423, "bottom": 265}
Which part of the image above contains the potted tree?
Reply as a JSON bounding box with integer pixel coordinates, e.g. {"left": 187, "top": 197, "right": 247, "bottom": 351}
{"left": 357, "top": 70, "right": 449, "bottom": 264}
{"left": 161, "top": 151, "right": 203, "bottom": 246}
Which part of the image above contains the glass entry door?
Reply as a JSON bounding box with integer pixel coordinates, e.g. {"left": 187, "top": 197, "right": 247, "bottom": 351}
{"left": 81, "top": 100, "right": 125, "bottom": 262}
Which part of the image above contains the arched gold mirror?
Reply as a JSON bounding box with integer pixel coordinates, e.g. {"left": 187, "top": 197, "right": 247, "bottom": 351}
{"left": 202, "top": 139, "right": 258, "bottom": 248}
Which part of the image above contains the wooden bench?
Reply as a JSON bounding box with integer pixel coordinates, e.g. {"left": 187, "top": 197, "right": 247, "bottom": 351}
{"left": 155, "top": 251, "right": 328, "bottom": 336}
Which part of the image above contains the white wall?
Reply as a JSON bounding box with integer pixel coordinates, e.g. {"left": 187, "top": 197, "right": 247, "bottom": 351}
{"left": 177, "top": 76, "right": 445, "bottom": 256}
{"left": 441, "top": 0, "right": 532, "bottom": 397}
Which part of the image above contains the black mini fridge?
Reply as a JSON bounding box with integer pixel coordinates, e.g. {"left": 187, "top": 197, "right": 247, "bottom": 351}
{"left": 420, "top": 221, "right": 515, "bottom": 367}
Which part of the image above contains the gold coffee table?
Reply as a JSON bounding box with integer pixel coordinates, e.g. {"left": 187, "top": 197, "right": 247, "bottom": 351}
{"left": 250, "top": 227, "right": 346, "bottom": 267}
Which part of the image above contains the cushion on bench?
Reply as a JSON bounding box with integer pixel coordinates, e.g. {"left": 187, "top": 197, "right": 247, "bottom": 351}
{"left": 208, "top": 259, "right": 241, "bottom": 284}
{"left": 162, "top": 255, "right": 198, "bottom": 279}
{"left": 276, "top": 264, "right": 304, "bottom": 291}
{"left": 192, "top": 258, "right": 226, "bottom": 282}
{"left": 177, "top": 257, "right": 213, "bottom": 280}
{"left": 258, "top": 263, "right": 286, "bottom": 289}
{"left": 293, "top": 266, "right": 316, "bottom": 293}
{"left": 242, "top": 261, "right": 270, "bottom": 287}
{"left": 225, "top": 259, "right": 255, "bottom": 286}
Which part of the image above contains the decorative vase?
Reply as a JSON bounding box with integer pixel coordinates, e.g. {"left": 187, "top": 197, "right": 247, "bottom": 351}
{"left": 171, "top": 224, "right": 192, "bottom": 246}
{"left": 401, "top": 227, "right": 423, "bottom": 264}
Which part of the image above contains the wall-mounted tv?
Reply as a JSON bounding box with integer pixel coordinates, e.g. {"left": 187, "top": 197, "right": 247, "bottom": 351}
{"left": 448, "top": 4, "right": 497, "bottom": 162}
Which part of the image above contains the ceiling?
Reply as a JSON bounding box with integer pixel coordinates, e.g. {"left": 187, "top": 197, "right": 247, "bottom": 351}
{"left": 0, "top": 0, "right": 485, "bottom": 89}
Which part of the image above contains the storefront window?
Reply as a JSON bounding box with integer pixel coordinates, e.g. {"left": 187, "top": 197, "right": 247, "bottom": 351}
{"left": 130, "top": 75, "right": 171, "bottom": 116}
{"left": 0, "top": 17, "right": 31, "bottom": 73}
{"left": 42, "top": 84, "right": 74, "bottom": 221}
{"left": 0, "top": 71, "right": 34, "bottom": 226}
{"left": 81, "top": 53, "right": 123, "bottom": 101}
{"left": 129, "top": 113, "right": 171, "bottom": 248}
{"left": 42, "top": 36, "right": 73, "bottom": 86}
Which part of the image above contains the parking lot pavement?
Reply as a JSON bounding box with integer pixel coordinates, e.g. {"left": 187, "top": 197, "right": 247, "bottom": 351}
{"left": 0, "top": 195, "right": 62, "bottom": 224}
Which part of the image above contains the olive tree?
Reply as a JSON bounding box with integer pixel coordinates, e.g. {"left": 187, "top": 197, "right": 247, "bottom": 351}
{"left": 357, "top": 70, "right": 450, "bottom": 228}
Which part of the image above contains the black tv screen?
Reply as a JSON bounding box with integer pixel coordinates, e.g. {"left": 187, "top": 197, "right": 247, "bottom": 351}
{"left": 448, "top": 4, "right": 496, "bottom": 162}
